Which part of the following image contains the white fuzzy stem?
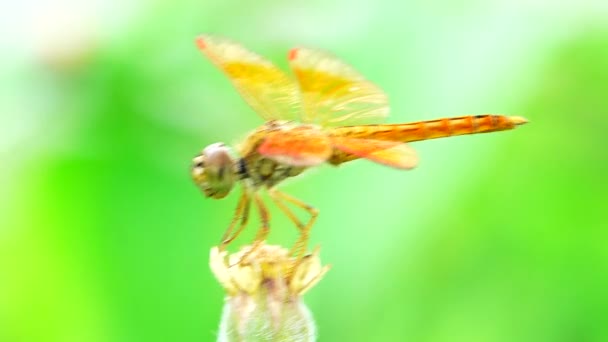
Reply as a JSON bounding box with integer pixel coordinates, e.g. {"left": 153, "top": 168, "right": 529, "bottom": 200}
{"left": 217, "top": 289, "right": 316, "bottom": 342}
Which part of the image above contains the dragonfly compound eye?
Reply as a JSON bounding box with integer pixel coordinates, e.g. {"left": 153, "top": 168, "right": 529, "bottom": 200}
{"left": 192, "top": 143, "right": 236, "bottom": 199}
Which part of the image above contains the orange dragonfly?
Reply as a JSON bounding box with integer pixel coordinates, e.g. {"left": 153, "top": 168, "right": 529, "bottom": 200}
{"left": 191, "top": 35, "right": 527, "bottom": 259}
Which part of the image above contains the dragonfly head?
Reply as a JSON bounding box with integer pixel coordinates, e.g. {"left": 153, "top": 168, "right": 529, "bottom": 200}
{"left": 191, "top": 143, "right": 236, "bottom": 199}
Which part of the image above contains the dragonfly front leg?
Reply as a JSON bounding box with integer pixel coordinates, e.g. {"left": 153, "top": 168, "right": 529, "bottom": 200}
{"left": 269, "top": 188, "right": 318, "bottom": 259}
{"left": 238, "top": 192, "right": 271, "bottom": 264}
{"left": 219, "top": 191, "right": 251, "bottom": 251}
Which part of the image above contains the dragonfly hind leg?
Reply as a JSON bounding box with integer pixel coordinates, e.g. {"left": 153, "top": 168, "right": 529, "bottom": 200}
{"left": 269, "top": 188, "right": 318, "bottom": 259}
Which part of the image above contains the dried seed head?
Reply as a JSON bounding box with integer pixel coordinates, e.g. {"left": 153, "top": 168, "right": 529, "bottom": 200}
{"left": 210, "top": 244, "right": 330, "bottom": 342}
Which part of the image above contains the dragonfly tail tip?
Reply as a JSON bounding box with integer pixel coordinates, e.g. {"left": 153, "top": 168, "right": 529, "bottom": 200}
{"left": 509, "top": 116, "right": 529, "bottom": 126}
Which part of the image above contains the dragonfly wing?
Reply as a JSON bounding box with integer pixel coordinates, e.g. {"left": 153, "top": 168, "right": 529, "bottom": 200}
{"left": 258, "top": 127, "right": 332, "bottom": 167}
{"left": 197, "top": 35, "right": 302, "bottom": 121}
{"left": 288, "top": 47, "right": 389, "bottom": 126}
{"left": 330, "top": 137, "right": 418, "bottom": 170}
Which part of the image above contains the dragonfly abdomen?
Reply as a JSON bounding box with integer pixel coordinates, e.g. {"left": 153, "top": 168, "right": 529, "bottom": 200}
{"left": 329, "top": 115, "right": 527, "bottom": 143}
{"left": 400, "top": 115, "right": 527, "bottom": 142}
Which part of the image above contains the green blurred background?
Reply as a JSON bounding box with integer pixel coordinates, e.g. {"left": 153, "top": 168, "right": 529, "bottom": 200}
{"left": 1, "top": 0, "right": 607, "bottom": 341}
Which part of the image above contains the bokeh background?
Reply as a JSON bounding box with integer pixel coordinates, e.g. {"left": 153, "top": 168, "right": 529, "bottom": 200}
{"left": 1, "top": 0, "right": 608, "bottom": 341}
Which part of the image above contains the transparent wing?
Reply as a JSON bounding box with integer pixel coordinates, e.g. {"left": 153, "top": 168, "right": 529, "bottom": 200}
{"left": 196, "top": 35, "right": 302, "bottom": 121}
{"left": 288, "top": 47, "right": 389, "bottom": 127}
{"left": 258, "top": 126, "right": 332, "bottom": 167}
{"left": 329, "top": 137, "right": 418, "bottom": 170}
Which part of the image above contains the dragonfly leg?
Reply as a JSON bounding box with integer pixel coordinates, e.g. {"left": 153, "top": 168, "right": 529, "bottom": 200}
{"left": 219, "top": 191, "right": 251, "bottom": 251}
{"left": 268, "top": 189, "right": 306, "bottom": 233}
{"left": 269, "top": 189, "right": 318, "bottom": 259}
{"left": 238, "top": 192, "right": 270, "bottom": 264}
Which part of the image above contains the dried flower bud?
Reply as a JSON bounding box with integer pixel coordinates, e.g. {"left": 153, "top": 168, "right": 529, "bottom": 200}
{"left": 210, "top": 244, "right": 330, "bottom": 342}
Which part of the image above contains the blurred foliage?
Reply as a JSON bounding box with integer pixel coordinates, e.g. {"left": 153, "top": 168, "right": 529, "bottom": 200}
{"left": 1, "top": 1, "right": 607, "bottom": 341}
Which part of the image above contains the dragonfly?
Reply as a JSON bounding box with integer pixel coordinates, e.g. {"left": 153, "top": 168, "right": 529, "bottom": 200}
{"left": 191, "top": 35, "right": 527, "bottom": 260}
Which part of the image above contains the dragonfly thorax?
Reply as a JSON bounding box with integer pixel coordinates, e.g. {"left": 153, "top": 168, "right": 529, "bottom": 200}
{"left": 238, "top": 155, "right": 306, "bottom": 189}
